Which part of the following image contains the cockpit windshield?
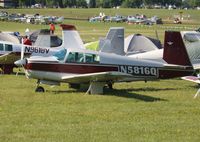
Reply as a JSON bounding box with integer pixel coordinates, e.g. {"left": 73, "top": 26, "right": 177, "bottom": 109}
{"left": 53, "top": 48, "right": 67, "bottom": 61}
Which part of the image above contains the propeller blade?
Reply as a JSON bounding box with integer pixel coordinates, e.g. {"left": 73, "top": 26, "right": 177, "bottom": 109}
{"left": 21, "top": 38, "right": 24, "bottom": 60}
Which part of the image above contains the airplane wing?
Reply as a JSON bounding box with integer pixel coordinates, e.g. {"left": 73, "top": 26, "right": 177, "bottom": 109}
{"left": 191, "top": 61, "right": 200, "bottom": 70}
{"left": 181, "top": 76, "right": 200, "bottom": 84}
{"left": 61, "top": 71, "right": 132, "bottom": 83}
{"left": 0, "top": 52, "right": 20, "bottom": 64}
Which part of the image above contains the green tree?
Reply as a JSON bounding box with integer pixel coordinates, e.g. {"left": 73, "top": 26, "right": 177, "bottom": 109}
{"left": 77, "top": 0, "right": 88, "bottom": 8}
{"left": 110, "top": 0, "right": 123, "bottom": 7}
{"left": 102, "top": 0, "right": 111, "bottom": 8}
{"left": 121, "top": 0, "right": 142, "bottom": 8}
{"left": 89, "top": 0, "right": 96, "bottom": 7}
{"left": 195, "top": 0, "right": 200, "bottom": 6}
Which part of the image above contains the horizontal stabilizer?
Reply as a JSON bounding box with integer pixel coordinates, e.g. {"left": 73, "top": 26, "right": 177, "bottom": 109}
{"left": 181, "top": 76, "right": 200, "bottom": 84}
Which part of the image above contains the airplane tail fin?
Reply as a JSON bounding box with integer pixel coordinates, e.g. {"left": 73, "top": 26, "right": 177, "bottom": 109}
{"left": 99, "top": 27, "right": 125, "bottom": 55}
{"left": 60, "top": 24, "right": 85, "bottom": 49}
{"left": 163, "top": 31, "right": 192, "bottom": 66}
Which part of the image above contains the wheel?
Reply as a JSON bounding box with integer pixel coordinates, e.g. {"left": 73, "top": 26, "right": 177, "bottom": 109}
{"left": 35, "top": 86, "right": 45, "bottom": 93}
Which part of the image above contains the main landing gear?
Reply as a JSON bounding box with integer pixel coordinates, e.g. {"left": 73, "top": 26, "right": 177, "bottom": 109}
{"left": 35, "top": 80, "right": 45, "bottom": 93}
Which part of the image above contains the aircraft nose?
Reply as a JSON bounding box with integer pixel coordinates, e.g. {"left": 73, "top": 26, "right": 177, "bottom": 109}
{"left": 14, "top": 59, "right": 27, "bottom": 67}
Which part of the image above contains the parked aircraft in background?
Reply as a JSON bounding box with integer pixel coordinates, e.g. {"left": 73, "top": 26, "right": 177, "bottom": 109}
{"left": 128, "top": 31, "right": 200, "bottom": 69}
{"left": 100, "top": 27, "right": 200, "bottom": 70}
{"left": 0, "top": 25, "right": 85, "bottom": 74}
{"left": 99, "top": 27, "right": 161, "bottom": 55}
{"left": 15, "top": 25, "right": 195, "bottom": 94}
{"left": 104, "top": 15, "right": 127, "bottom": 23}
{"left": 127, "top": 15, "right": 162, "bottom": 25}
{"left": 0, "top": 11, "right": 64, "bottom": 25}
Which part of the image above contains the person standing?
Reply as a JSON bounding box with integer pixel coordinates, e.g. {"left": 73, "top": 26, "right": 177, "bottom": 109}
{"left": 23, "top": 35, "right": 32, "bottom": 45}
{"left": 49, "top": 23, "right": 55, "bottom": 34}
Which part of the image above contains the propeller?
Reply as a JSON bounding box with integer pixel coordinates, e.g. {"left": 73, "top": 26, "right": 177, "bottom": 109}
{"left": 21, "top": 37, "right": 25, "bottom": 60}
{"left": 15, "top": 37, "right": 27, "bottom": 77}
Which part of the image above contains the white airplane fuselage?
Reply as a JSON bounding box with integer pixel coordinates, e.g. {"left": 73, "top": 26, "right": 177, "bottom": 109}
{"left": 23, "top": 47, "right": 193, "bottom": 85}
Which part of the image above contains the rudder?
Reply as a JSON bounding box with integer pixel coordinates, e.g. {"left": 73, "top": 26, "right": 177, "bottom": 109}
{"left": 163, "top": 31, "right": 192, "bottom": 66}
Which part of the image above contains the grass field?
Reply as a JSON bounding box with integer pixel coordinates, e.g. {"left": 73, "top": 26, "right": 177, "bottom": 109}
{"left": 0, "top": 8, "right": 200, "bottom": 141}
{"left": 1, "top": 74, "right": 200, "bottom": 141}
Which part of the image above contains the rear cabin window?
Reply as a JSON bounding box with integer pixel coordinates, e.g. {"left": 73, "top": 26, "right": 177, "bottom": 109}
{"left": 66, "top": 52, "right": 100, "bottom": 64}
{"left": 0, "top": 43, "right": 3, "bottom": 51}
{"left": 85, "top": 53, "right": 100, "bottom": 63}
{"left": 5, "top": 44, "right": 12, "bottom": 51}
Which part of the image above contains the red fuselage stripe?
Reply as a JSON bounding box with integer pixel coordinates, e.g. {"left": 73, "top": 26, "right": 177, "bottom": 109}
{"left": 25, "top": 62, "right": 194, "bottom": 79}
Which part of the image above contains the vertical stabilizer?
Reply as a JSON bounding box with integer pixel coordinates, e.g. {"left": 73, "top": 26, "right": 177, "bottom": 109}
{"left": 60, "top": 24, "right": 85, "bottom": 49}
{"left": 163, "top": 31, "right": 192, "bottom": 66}
{"left": 99, "top": 27, "right": 125, "bottom": 55}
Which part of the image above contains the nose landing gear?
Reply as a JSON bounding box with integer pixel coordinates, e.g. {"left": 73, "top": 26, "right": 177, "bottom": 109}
{"left": 35, "top": 80, "right": 45, "bottom": 92}
{"left": 35, "top": 86, "right": 45, "bottom": 92}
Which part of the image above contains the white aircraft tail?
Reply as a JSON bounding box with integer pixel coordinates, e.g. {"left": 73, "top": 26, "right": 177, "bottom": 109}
{"left": 99, "top": 27, "right": 125, "bottom": 55}
{"left": 60, "top": 24, "right": 85, "bottom": 49}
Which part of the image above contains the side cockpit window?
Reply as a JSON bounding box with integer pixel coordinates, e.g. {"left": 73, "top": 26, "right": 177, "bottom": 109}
{"left": 85, "top": 53, "right": 100, "bottom": 63}
{"left": 66, "top": 52, "right": 100, "bottom": 64}
{"left": 76, "top": 52, "right": 84, "bottom": 63}
{"left": 66, "top": 52, "right": 76, "bottom": 62}
{"left": 5, "top": 44, "right": 12, "bottom": 51}
{"left": 0, "top": 43, "right": 3, "bottom": 51}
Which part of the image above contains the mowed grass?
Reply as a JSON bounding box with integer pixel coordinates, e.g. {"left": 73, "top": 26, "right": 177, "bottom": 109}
{"left": 1, "top": 74, "right": 200, "bottom": 141}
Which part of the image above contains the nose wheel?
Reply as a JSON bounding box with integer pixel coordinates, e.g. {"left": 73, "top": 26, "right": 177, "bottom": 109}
{"left": 35, "top": 80, "right": 45, "bottom": 93}
{"left": 35, "top": 86, "right": 45, "bottom": 92}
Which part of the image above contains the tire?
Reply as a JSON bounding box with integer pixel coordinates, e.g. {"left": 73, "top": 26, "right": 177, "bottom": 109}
{"left": 35, "top": 86, "right": 45, "bottom": 93}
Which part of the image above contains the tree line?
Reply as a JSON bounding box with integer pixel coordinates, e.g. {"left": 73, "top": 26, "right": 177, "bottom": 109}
{"left": 13, "top": 0, "right": 200, "bottom": 8}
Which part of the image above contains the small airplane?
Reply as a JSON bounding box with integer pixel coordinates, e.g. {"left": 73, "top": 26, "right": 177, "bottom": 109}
{"left": 181, "top": 75, "right": 200, "bottom": 98}
{"left": 0, "top": 25, "right": 85, "bottom": 74}
{"left": 15, "top": 24, "right": 195, "bottom": 94}
{"left": 127, "top": 15, "right": 147, "bottom": 24}
{"left": 99, "top": 27, "right": 161, "bottom": 56}
{"left": 128, "top": 31, "right": 200, "bottom": 68}
{"left": 104, "top": 15, "right": 127, "bottom": 23}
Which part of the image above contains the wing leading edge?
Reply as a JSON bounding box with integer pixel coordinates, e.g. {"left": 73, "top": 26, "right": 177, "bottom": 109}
{"left": 181, "top": 76, "right": 200, "bottom": 84}
{"left": 61, "top": 71, "right": 132, "bottom": 83}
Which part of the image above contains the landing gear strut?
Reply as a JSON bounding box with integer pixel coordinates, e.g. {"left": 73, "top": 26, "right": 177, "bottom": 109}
{"left": 107, "top": 82, "right": 113, "bottom": 89}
